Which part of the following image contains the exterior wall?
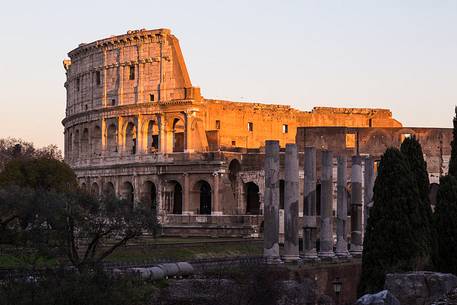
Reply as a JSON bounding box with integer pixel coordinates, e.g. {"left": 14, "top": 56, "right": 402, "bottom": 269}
{"left": 296, "top": 127, "right": 453, "bottom": 184}
{"left": 63, "top": 28, "right": 449, "bottom": 236}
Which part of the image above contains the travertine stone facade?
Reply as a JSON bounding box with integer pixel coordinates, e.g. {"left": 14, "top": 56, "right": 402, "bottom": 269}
{"left": 62, "top": 29, "right": 446, "bottom": 236}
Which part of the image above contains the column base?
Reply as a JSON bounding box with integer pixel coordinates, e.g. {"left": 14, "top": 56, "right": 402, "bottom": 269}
{"left": 335, "top": 251, "right": 352, "bottom": 258}
{"left": 318, "top": 251, "right": 336, "bottom": 260}
{"left": 265, "top": 256, "right": 283, "bottom": 264}
{"left": 282, "top": 255, "right": 300, "bottom": 263}
{"left": 350, "top": 244, "right": 363, "bottom": 257}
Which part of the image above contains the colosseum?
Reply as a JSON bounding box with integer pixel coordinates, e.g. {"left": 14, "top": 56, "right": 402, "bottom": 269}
{"left": 62, "top": 28, "right": 452, "bottom": 236}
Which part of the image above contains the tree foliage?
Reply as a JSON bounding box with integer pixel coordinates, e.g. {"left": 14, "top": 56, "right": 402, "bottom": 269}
{"left": 359, "top": 148, "right": 430, "bottom": 295}
{"left": 434, "top": 175, "right": 457, "bottom": 274}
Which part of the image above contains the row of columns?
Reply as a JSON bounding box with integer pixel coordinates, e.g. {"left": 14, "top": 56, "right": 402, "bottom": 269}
{"left": 263, "top": 141, "right": 376, "bottom": 263}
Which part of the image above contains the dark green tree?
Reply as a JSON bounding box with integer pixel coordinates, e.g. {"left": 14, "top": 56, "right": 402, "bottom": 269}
{"left": 0, "top": 157, "right": 77, "bottom": 192}
{"left": 359, "top": 148, "right": 429, "bottom": 295}
{"left": 448, "top": 107, "right": 457, "bottom": 177}
{"left": 400, "top": 136, "right": 434, "bottom": 264}
{"left": 434, "top": 175, "right": 457, "bottom": 274}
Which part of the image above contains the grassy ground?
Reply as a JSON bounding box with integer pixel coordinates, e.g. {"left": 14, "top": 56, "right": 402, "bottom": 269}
{"left": 0, "top": 238, "right": 263, "bottom": 268}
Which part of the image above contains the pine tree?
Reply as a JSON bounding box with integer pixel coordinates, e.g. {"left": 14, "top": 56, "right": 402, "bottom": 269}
{"left": 400, "top": 136, "right": 434, "bottom": 265}
{"left": 434, "top": 175, "right": 457, "bottom": 274}
{"left": 448, "top": 107, "right": 457, "bottom": 177}
{"left": 358, "top": 148, "right": 428, "bottom": 295}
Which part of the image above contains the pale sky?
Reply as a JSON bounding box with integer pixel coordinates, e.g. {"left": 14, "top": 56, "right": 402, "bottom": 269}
{"left": 0, "top": 0, "right": 456, "bottom": 150}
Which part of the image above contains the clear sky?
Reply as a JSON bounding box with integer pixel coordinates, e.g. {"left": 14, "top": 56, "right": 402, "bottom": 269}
{"left": 0, "top": 0, "right": 456, "bottom": 150}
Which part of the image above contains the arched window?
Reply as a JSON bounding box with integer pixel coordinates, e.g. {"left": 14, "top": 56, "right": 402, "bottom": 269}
{"left": 173, "top": 183, "right": 183, "bottom": 214}
{"left": 125, "top": 122, "right": 137, "bottom": 155}
{"left": 121, "top": 181, "right": 134, "bottom": 208}
{"left": 81, "top": 128, "right": 89, "bottom": 155}
{"left": 92, "top": 126, "right": 102, "bottom": 156}
{"left": 195, "top": 180, "right": 212, "bottom": 215}
{"left": 147, "top": 120, "right": 159, "bottom": 153}
{"left": 141, "top": 181, "right": 157, "bottom": 210}
{"left": 103, "top": 182, "right": 116, "bottom": 199}
{"left": 91, "top": 182, "right": 100, "bottom": 197}
{"left": 172, "top": 118, "right": 185, "bottom": 152}
{"left": 74, "top": 129, "right": 80, "bottom": 158}
{"left": 279, "top": 179, "right": 285, "bottom": 209}
{"left": 107, "top": 124, "right": 118, "bottom": 154}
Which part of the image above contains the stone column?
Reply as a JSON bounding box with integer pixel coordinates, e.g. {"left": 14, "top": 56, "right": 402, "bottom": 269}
{"left": 283, "top": 144, "right": 300, "bottom": 262}
{"left": 350, "top": 155, "right": 363, "bottom": 256}
{"left": 183, "top": 173, "right": 191, "bottom": 215}
{"left": 336, "top": 156, "right": 350, "bottom": 257}
{"left": 319, "top": 150, "right": 335, "bottom": 259}
{"left": 212, "top": 172, "right": 222, "bottom": 216}
{"left": 263, "top": 140, "right": 281, "bottom": 263}
{"left": 303, "top": 147, "right": 318, "bottom": 259}
{"left": 363, "top": 156, "right": 375, "bottom": 234}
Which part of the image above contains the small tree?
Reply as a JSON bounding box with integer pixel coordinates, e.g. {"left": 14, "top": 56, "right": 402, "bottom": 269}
{"left": 434, "top": 175, "right": 457, "bottom": 274}
{"left": 400, "top": 136, "right": 434, "bottom": 264}
{"left": 448, "top": 107, "right": 457, "bottom": 177}
{"left": 359, "top": 148, "right": 428, "bottom": 295}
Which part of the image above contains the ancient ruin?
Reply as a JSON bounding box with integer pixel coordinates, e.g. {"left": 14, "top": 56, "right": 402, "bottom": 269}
{"left": 62, "top": 28, "right": 452, "bottom": 236}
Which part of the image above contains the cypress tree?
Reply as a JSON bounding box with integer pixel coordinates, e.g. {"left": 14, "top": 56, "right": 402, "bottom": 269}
{"left": 434, "top": 175, "right": 457, "bottom": 274}
{"left": 359, "top": 148, "right": 427, "bottom": 295}
{"left": 400, "top": 136, "right": 434, "bottom": 265}
{"left": 448, "top": 107, "right": 457, "bottom": 177}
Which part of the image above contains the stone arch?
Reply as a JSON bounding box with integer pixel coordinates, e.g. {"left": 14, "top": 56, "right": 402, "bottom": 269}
{"left": 121, "top": 181, "right": 134, "bottom": 208}
{"left": 193, "top": 180, "right": 212, "bottom": 215}
{"left": 146, "top": 120, "right": 159, "bottom": 152}
{"left": 228, "top": 159, "right": 241, "bottom": 200}
{"left": 164, "top": 180, "right": 183, "bottom": 214}
{"left": 80, "top": 182, "right": 87, "bottom": 192}
{"left": 107, "top": 123, "right": 118, "bottom": 153}
{"left": 91, "top": 182, "right": 100, "bottom": 197}
{"left": 92, "top": 125, "right": 102, "bottom": 156}
{"left": 103, "top": 182, "right": 116, "bottom": 199}
{"left": 124, "top": 122, "right": 137, "bottom": 155}
{"left": 364, "top": 129, "right": 392, "bottom": 155}
{"left": 81, "top": 128, "right": 89, "bottom": 155}
{"left": 245, "top": 182, "right": 260, "bottom": 215}
{"left": 172, "top": 117, "right": 185, "bottom": 152}
{"left": 141, "top": 181, "right": 157, "bottom": 210}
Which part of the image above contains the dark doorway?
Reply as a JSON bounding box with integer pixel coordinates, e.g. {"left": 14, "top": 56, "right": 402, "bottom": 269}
{"left": 279, "top": 179, "right": 285, "bottom": 209}
{"left": 142, "top": 181, "right": 157, "bottom": 210}
{"left": 173, "top": 183, "right": 183, "bottom": 214}
{"left": 316, "top": 183, "right": 321, "bottom": 215}
{"left": 199, "top": 181, "right": 212, "bottom": 215}
{"left": 246, "top": 182, "right": 260, "bottom": 215}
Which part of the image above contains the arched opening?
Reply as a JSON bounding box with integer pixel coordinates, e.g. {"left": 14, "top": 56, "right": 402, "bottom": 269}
{"left": 147, "top": 120, "right": 159, "bottom": 153}
{"left": 228, "top": 159, "right": 241, "bottom": 203}
{"left": 107, "top": 124, "right": 118, "bottom": 154}
{"left": 103, "top": 182, "right": 116, "bottom": 199}
{"left": 81, "top": 128, "right": 89, "bottom": 156}
{"left": 121, "top": 181, "right": 134, "bottom": 208}
{"left": 92, "top": 126, "right": 102, "bottom": 156}
{"left": 194, "top": 180, "right": 212, "bottom": 215}
{"left": 173, "top": 183, "right": 183, "bottom": 214}
{"left": 81, "top": 182, "right": 87, "bottom": 192}
{"left": 316, "top": 183, "right": 321, "bottom": 215}
{"left": 172, "top": 118, "right": 185, "bottom": 152}
{"left": 279, "top": 179, "right": 285, "bottom": 209}
{"left": 124, "top": 122, "right": 137, "bottom": 155}
{"left": 141, "top": 181, "right": 157, "bottom": 210}
{"left": 91, "top": 182, "right": 100, "bottom": 197}
{"left": 74, "top": 130, "right": 80, "bottom": 158}
{"left": 245, "top": 182, "right": 260, "bottom": 215}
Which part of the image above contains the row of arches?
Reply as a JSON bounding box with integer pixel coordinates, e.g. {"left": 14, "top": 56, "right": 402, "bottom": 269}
{"left": 68, "top": 116, "right": 185, "bottom": 159}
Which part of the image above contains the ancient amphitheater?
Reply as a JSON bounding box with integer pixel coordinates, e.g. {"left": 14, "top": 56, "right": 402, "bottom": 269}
{"left": 62, "top": 28, "right": 451, "bottom": 236}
